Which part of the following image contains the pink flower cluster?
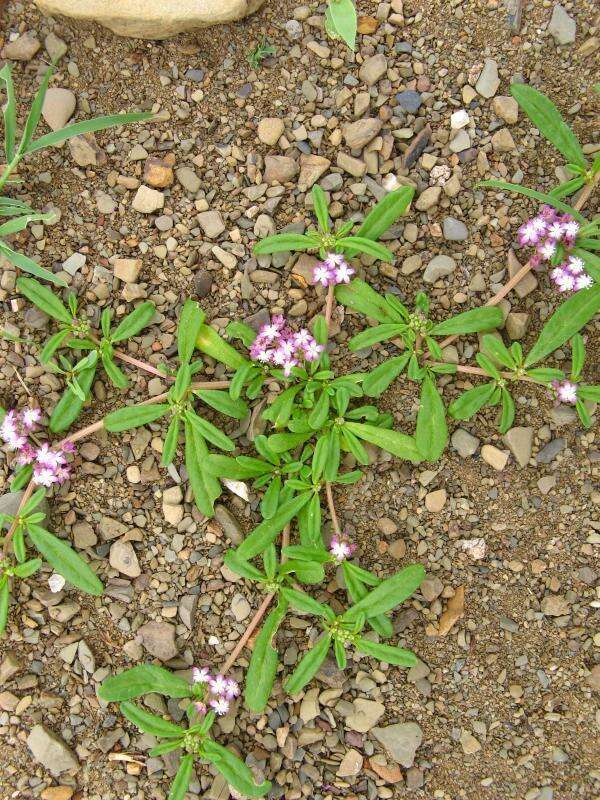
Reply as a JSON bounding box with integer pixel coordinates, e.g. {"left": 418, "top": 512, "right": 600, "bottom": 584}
{"left": 312, "top": 253, "right": 354, "bottom": 287}
{"left": 329, "top": 532, "right": 356, "bottom": 563}
{"left": 549, "top": 256, "right": 593, "bottom": 293}
{"left": 249, "top": 315, "right": 324, "bottom": 377}
{"left": 552, "top": 379, "right": 578, "bottom": 405}
{"left": 192, "top": 667, "right": 239, "bottom": 716}
{"left": 517, "top": 206, "right": 592, "bottom": 291}
{"left": 0, "top": 408, "right": 75, "bottom": 488}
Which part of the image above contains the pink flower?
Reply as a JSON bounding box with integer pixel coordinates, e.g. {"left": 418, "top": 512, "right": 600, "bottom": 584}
{"left": 16, "top": 443, "right": 36, "bottom": 466}
{"left": 334, "top": 261, "right": 354, "bottom": 284}
{"left": 323, "top": 253, "right": 346, "bottom": 268}
{"left": 546, "top": 221, "right": 564, "bottom": 241}
{"left": 538, "top": 240, "right": 556, "bottom": 261}
{"left": 209, "top": 674, "right": 228, "bottom": 696}
{"left": 562, "top": 218, "right": 579, "bottom": 243}
{"left": 36, "top": 444, "right": 65, "bottom": 469}
{"left": 259, "top": 323, "right": 282, "bottom": 343}
{"left": 210, "top": 697, "right": 230, "bottom": 716}
{"left": 556, "top": 380, "right": 578, "bottom": 405}
{"left": 21, "top": 407, "right": 41, "bottom": 431}
{"left": 293, "top": 329, "right": 312, "bottom": 349}
{"left": 194, "top": 701, "right": 207, "bottom": 715}
{"left": 518, "top": 220, "right": 542, "bottom": 247}
{"left": 329, "top": 534, "right": 356, "bottom": 562}
{"left": 4, "top": 430, "right": 27, "bottom": 451}
{"left": 282, "top": 358, "right": 298, "bottom": 377}
{"left": 312, "top": 263, "right": 334, "bottom": 287}
{"left": 61, "top": 440, "right": 77, "bottom": 455}
{"left": 33, "top": 466, "right": 59, "bottom": 488}
{"left": 192, "top": 667, "right": 211, "bottom": 684}
{"left": 555, "top": 270, "right": 575, "bottom": 292}
{"left": 54, "top": 466, "right": 71, "bottom": 484}
{"left": 303, "top": 341, "right": 324, "bottom": 362}
{"left": 224, "top": 679, "right": 240, "bottom": 699}
{"left": 575, "top": 273, "right": 593, "bottom": 290}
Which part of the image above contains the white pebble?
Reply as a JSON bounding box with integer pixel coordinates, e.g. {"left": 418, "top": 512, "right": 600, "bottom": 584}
{"left": 450, "top": 109, "right": 470, "bottom": 130}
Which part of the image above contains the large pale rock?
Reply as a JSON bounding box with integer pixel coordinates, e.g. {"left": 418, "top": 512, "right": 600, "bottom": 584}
{"left": 33, "top": 0, "right": 267, "bottom": 39}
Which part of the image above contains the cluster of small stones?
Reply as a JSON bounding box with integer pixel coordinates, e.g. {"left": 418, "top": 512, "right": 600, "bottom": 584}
{"left": 0, "top": 1, "right": 598, "bottom": 800}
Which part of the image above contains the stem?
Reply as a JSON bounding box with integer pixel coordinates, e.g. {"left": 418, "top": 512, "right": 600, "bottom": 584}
{"left": 324, "top": 284, "right": 335, "bottom": 328}
{"left": 2, "top": 480, "right": 34, "bottom": 558}
{"left": 325, "top": 481, "right": 342, "bottom": 538}
{"left": 0, "top": 155, "right": 20, "bottom": 195}
{"left": 427, "top": 362, "right": 536, "bottom": 383}
{"left": 220, "top": 524, "right": 290, "bottom": 675}
{"left": 112, "top": 350, "right": 169, "bottom": 379}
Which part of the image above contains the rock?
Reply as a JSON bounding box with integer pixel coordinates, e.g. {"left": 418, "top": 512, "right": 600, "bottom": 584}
{"left": 1, "top": 491, "right": 48, "bottom": 528}
{"left": 346, "top": 699, "right": 385, "bottom": 732}
{"left": 114, "top": 257, "right": 142, "bottom": 283}
{"left": 44, "top": 32, "right": 68, "bottom": 61}
{"left": 73, "top": 522, "right": 97, "bottom": 549}
{"left": 423, "top": 254, "right": 456, "bottom": 283}
{"left": 425, "top": 489, "right": 447, "bottom": 513}
{"left": 505, "top": 311, "right": 529, "bottom": 339}
{"left": 138, "top": 620, "right": 178, "bottom": 660}
{"left": 197, "top": 210, "right": 225, "bottom": 239}
{"left": 541, "top": 594, "right": 570, "bottom": 617}
{"left": 99, "top": 516, "right": 128, "bottom": 541}
{"left": 336, "top": 152, "right": 366, "bottom": 177}
{"left": 41, "top": 788, "right": 74, "bottom": 800}
{"left": 0, "top": 651, "right": 23, "bottom": 685}
{"left": 194, "top": 269, "right": 213, "bottom": 297}
{"left": 396, "top": 90, "right": 422, "bottom": 113}
{"left": 507, "top": 249, "right": 538, "bottom": 298}
{"left": 536, "top": 438, "right": 565, "bottom": 464}
{"left": 547, "top": 4, "right": 576, "bottom": 45}
{"left": 1, "top": 32, "right": 41, "bottom": 61}
{"left": 214, "top": 504, "right": 243, "bottom": 545}
{"left": 421, "top": 575, "right": 443, "bottom": 602}
{"left": 586, "top": 665, "right": 600, "bottom": 692}
{"left": 450, "top": 109, "right": 469, "bottom": 129}
{"left": 372, "top": 722, "right": 422, "bottom": 767}
{"left": 359, "top": 53, "right": 387, "bottom": 86}
{"left": 369, "top": 755, "right": 403, "bottom": 784}
{"left": 176, "top": 166, "right": 201, "bottom": 193}
{"left": 337, "top": 749, "right": 363, "bottom": 777}
{"left": 96, "top": 191, "right": 116, "bottom": 214}
{"left": 475, "top": 58, "right": 500, "bottom": 98}
{"left": 481, "top": 444, "right": 509, "bottom": 471}
{"left": 298, "top": 154, "right": 331, "bottom": 191}
{"left": 109, "top": 540, "right": 141, "bottom": 578}
{"left": 264, "top": 155, "right": 298, "bottom": 184}
{"left": 41, "top": 88, "right": 76, "bottom": 131}
{"left": 163, "top": 502, "right": 183, "bottom": 526}
{"left": 257, "top": 117, "right": 284, "bottom": 146}
{"left": 443, "top": 217, "right": 468, "bottom": 241}
{"left": 27, "top": 725, "right": 79, "bottom": 775}
{"left": 492, "top": 96, "right": 519, "bottom": 124}
{"left": 231, "top": 593, "right": 251, "bottom": 622}
{"left": 342, "top": 118, "right": 382, "bottom": 150}
{"left": 132, "top": 185, "right": 164, "bottom": 214}
{"left": 299, "top": 687, "right": 320, "bottom": 722}
{"left": 460, "top": 729, "right": 482, "bottom": 754}
{"left": 402, "top": 125, "right": 431, "bottom": 168}
{"left": 143, "top": 157, "right": 174, "bottom": 188}
{"left": 502, "top": 427, "right": 533, "bottom": 467}
{"left": 62, "top": 252, "right": 86, "bottom": 276}
{"left": 451, "top": 428, "right": 479, "bottom": 457}
{"left": 491, "top": 128, "right": 516, "bottom": 153}
{"left": 68, "top": 133, "right": 106, "bottom": 167}
{"left": 415, "top": 186, "right": 441, "bottom": 211}
{"left": 449, "top": 129, "right": 471, "bottom": 153}
{"left": 32, "top": 0, "right": 267, "bottom": 39}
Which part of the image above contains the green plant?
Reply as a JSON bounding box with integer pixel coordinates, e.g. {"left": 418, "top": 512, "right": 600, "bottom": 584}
{"left": 247, "top": 37, "right": 276, "bottom": 69}
{"left": 0, "top": 61, "right": 151, "bottom": 285}
{"left": 325, "top": 0, "right": 358, "bottom": 51}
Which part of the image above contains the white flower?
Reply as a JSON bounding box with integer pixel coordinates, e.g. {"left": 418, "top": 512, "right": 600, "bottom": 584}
{"left": 21, "top": 407, "right": 41, "bottom": 430}
{"left": 209, "top": 674, "right": 228, "bottom": 696}
{"left": 33, "top": 467, "right": 58, "bottom": 487}
{"left": 557, "top": 381, "right": 578, "bottom": 404}
{"left": 192, "top": 667, "right": 211, "bottom": 684}
{"left": 567, "top": 256, "right": 585, "bottom": 275}
{"left": 575, "top": 273, "right": 593, "bottom": 290}
{"left": 210, "top": 697, "right": 230, "bottom": 715}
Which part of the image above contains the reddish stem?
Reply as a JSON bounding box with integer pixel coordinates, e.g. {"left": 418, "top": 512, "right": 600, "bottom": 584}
{"left": 325, "top": 481, "right": 342, "bottom": 538}
{"left": 325, "top": 284, "right": 335, "bottom": 328}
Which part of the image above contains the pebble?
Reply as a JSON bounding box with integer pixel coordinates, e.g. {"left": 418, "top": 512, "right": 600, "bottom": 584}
{"left": 138, "top": 620, "right": 178, "bottom": 661}
{"left": 62, "top": 252, "right": 86, "bottom": 276}
{"left": 449, "top": 129, "right": 471, "bottom": 153}
{"left": 337, "top": 749, "right": 363, "bottom": 777}
{"left": 475, "top": 58, "right": 500, "bottom": 98}
{"left": 425, "top": 488, "right": 447, "bottom": 512}
{"left": 132, "top": 185, "right": 165, "bottom": 214}
{"left": 536, "top": 438, "right": 565, "bottom": 464}
{"left": 443, "top": 217, "right": 468, "bottom": 241}
{"left": 415, "top": 186, "right": 442, "bottom": 211}
{"left": 197, "top": 209, "right": 225, "bottom": 238}
{"left": 460, "top": 729, "right": 482, "bottom": 754}
{"left": 491, "top": 128, "right": 516, "bottom": 153}
{"left": 423, "top": 254, "right": 456, "bottom": 283}
{"left": 502, "top": 427, "right": 533, "bottom": 467}
{"left": 396, "top": 90, "right": 422, "bottom": 113}
{"left": 231, "top": 593, "right": 251, "bottom": 622}
{"left": 264, "top": 155, "right": 298, "bottom": 184}
{"left": 359, "top": 53, "right": 387, "bottom": 86}
{"left": 257, "top": 117, "right": 285, "bottom": 146}
{"left": 346, "top": 699, "right": 385, "bottom": 732}
{"left": 548, "top": 4, "right": 576, "bottom": 45}
{"left": 541, "top": 595, "right": 570, "bottom": 617}
{"left": 343, "top": 118, "right": 382, "bottom": 149}
{"left": 372, "top": 723, "right": 423, "bottom": 767}
{"left": 41, "top": 88, "right": 76, "bottom": 131}
{"left": 1, "top": 31, "right": 41, "bottom": 60}
{"left": 450, "top": 109, "right": 469, "bottom": 129}
{"left": 27, "top": 725, "right": 78, "bottom": 775}
{"left": 481, "top": 444, "right": 509, "bottom": 471}
{"left": 176, "top": 166, "right": 201, "bottom": 193}
{"left": 144, "top": 157, "right": 174, "bottom": 188}
{"left": 214, "top": 504, "right": 243, "bottom": 545}
{"left": 492, "top": 96, "right": 519, "bottom": 124}
{"left": 109, "top": 540, "right": 141, "bottom": 578}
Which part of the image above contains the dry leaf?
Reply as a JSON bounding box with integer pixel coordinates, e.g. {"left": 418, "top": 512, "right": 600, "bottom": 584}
{"left": 357, "top": 16, "right": 379, "bottom": 34}
{"left": 437, "top": 585, "right": 465, "bottom": 636}
{"left": 222, "top": 478, "right": 249, "bottom": 502}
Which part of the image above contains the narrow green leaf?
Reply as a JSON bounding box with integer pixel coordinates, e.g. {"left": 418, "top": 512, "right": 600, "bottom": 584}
{"left": 27, "top": 524, "right": 103, "bottom": 595}
{"left": 0, "top": 580, "right": 8, "bottom": 635}
{"left": 284, "top": 633, "right": 331, "bottom": 695}
{"left": 328, "top": 0, "right": 358, "bottom": 50}
{"left": 355, "top": 638, "right": 417, "bottom": 666}
{"left": 482, "top": 334, "right": 515, "bottom": 369}
{"left": 111, "top": 301, "right": 155, "bottom": 342}
{"left": 1, "top": 244, "right": 66, "bottom": 286}
{"left": 430, "top": 307, "right": 503, "bottom": 337}
{"left": 348, "top": 323, "right": 406, "bottom": 352}
{"left": 16, "top": 277, "right": 71, "bottom": 323}
{"left": 415, "top": 376, "right": 447, "bottom": 461}
{"left": 308, "top": 390, "right": 330, "bottom": 430}
{"left": 363, "top": 353, "right": 411, "bottom": 397}
{"left": 253, "top": 233, "right": 318, "bottom": 255}
{"left": 245, "top": 600, "right": 288, "bottom": 713}
{"left": 195, "top": 324, "right": 246, "bottom": 369}
{"left": 236, "top": 493, "right": 311, "bottom": 560}
{"left": 202, "top": 740, "right": 271, "bottom": 798}
{"left": 40, "top": 329, "right": 72, "bottom": 363}
{"left": 498, "top": 388, "right": 515, "bottom": 434}
{"left": 161, "top": 416, "right": 180, "bottom": 466}
{"left": 185, "top": 410, "right": 234, "bottom": 452}
{"left": 120, "top": 701, "right": 184, "bottom": 738}
{"left": 335, "top": 279, "right": 399, "bottom": 323}
{"left": 344, "top": 564, "right": 425, "bottom": 620}
{"left": 18, "top": 62, "right": 55, "bottom": 154}
{"left": 102, "top": 353, "right": 129, "bottom": 389}
{"left": 168, "top": 754, "right": 194, "bottom": 800}
{"left": 448, "top": 382, "right": 497, "bottom": 420}
{"left": 104, "top": 403, "right": 170, "bottom": 432}
{"left": 49, "top": 364, "right": 97, "bottom": 433}
{"left": 339, "top": 235, "right": 394, "bottom": 263}
{"left": 195, "top": 389, "right": 248, "bottom": 420}
{"left": 99, "top": 665, "right": 191, "bottom": 702}
{"left": 345, "top": 421, "right": 422, "bottom": 461}
{"left": 0, "top": 63, "right": 17, "bottom": 160}
{"left": 312, "top": 184, "right": 330, "bottom": 232}
{"left": 478, "top": 180, "right": 585, "bottom": 223}
{"left": 350, "top": 187, "right": 414, "bottom": 254}
{"left": 28, "top": 112, "right": 153, "bottom": 153}
{"left": 184, "top": 419, "right": 221, "bottom": 517}
{"left": 178, "top": 299, "right": 205, "bottom": 365}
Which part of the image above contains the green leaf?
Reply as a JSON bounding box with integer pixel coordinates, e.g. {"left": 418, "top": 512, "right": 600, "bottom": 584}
{"left": 161, "top": 416, "right": 180, "bottom": 466}
{"left": 178, "top": 299, "right": 205, "bottom": 365}
{"left": 202, "top": 740, "right": 271, "bottom": 798}
{"left": 1, "top": 244, "right": 66, "bottom": 286}
{"left": 195, "top": 389, "right": 248, "bottom": 420}
{"left": 348, "top": 323, "right": 407, "bottom": 352}
{"left": 205, "top": 454, "right": 272, "bottom": 479}
{"left": 0, "top": 64, "right": 17, "bottom": 160}
{"left": 28, "top": 112, "right": 153, "bottom": 153}
{"left": 102, "top": 353, "right": 129, "bottom": 389}
{"left": 236, "top": 493, "right": 312, "bottom": 560}
{"left": 111, "top": 301, "right": 155, "bottom": 342}
{"left": 355, "top": 638, "right": 417, "bottom": 666}
{"left": 282, "top": 545, "right": 330, "bottom": 564}
{"left": 0, "top": 580, "right": 8, "bottom": 635}
{"left": 168, "top": 754, "right": 194, "bottom": 800}
{"left": 104, "top": 403, "right": 170, "bottom": 432}
{"left": 525, "top": 367, "right": 565, "bottom": 384}
{"left": 262, "top": 385, "right": 301, "bottom": 428}
{"left": 284, "top": 633, "right": 332, "bottom": 695}
{"left": 478, "top": 180, "right": 585, "bottom": 223}
{"left": 510, "top": 83, "right": 587, "bottom": 169}
{"left": 344, "top": 564, "right": 425, "bottom": 621}
{"left": 0, "top": 212, "right": 50, "bottom": 237}
{"left": 498, "top": 388, "right": 515, "bottom": 434}
{"left": 312, "top": 184, "right": 330, "bottom": 232}
{"left": 350, "top": 187, "right": 414, "bottom": 254}
{"left": 253, "top": 232, "right": 318, "bottom": 255}
{"left": 574, "top": 249, "right": 600, "bottom": 283}
{"left": 578, "top": 384, "right": 600, "bottom": 402}
{"left": 27, "top": 524, "right": 103, "bottom": 595}
{"left": 430, "top": 307, "right": 503, "bottom": 337}
{"left": 184, "top": 419, "right": 221, "bottom": 517}
{"left": 260, "top": 475, "right": 280, "bottom": 519}
{"left": 448, "top": 382, "right": 497, "bottom": 420}
{"left": 40, "top": 329, "right": 72, "bottom": 363}
{"left": 308, "top": 390, "right": 330, "bottom": 430}
{"left": 481, "top": 334, "right": 515, "bottom": 369}
{"left": 415, "top": 376, "right": 447, "bottom": 461}
{"left": 335, "top": 279, "right": 399, "bottom": 323}
{"left": 16, "top": 277, "right": 71, "bottom": 323}
{"left": 525, "top": 286, "right": 600, "bottom": 367}
{"left": 195, "top": 324, "right": 246, "bottom": 369}
{"left": 245, "top": 600, "right": 288, "bottom": 713}
{"left": 18, "top": 61, "right": 54, "bottom": 155}
{"left": 576, "top": 398, "right": 592, "bottom": 428}
{"left": 339, "top": 235, "right": 393, "bottom": 263}
{"left": 185, "top": 410, "right": 234, "bottom": 452}
{"left": 99, "top": 665, "right": 191, "bottom": 702}
{"left": 267, "top": 431, "right": 312, "bottom": 454}
{"left": 12, "top": 558, "right": 42, "bottom": 578}
{"left": 570, "top": 333, "right": 585, "bottom": 380}
{"left": 224, "top": 551, "right": 265, "bottom": 581}
{"left": 22, "top": 487, "right": 46, "bottom": 516}
{"left": 49, "top": 364, "right": 96, "bottom": 433}
{"left": 328, "top": 0, "right": 358, "bottom": 50}
{"left": 363, "top": 354, "right": 410, "bottom": 397}
{"left": 280, "top": 586, "right": 331, "bottom": 618}
{"left": 120, "top": 701, "right": 184, "bottom": 738}
{"left": 344, "top": 421, "right": 422, "bottom": 461}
